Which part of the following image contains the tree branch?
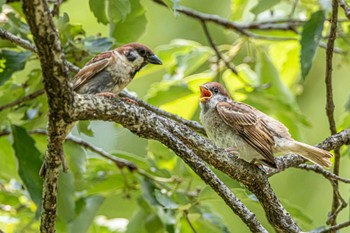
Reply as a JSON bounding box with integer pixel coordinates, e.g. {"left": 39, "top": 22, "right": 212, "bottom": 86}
{"left": 22, "top": 0, "right": 73, "bottom": 232}
{"left": 71, "top": 94, "right": 301, "bottom": 232}
{"left": 340, "top": 0, "right": 350, "bottom": 20}
{"left": 0, "top": 89, "right": 45, "bottom": 112}
{"left": 325, "top": 0, "right": 342, "bottom": 227}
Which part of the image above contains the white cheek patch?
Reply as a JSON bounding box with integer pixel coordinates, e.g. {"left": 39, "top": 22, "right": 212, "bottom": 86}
{"left": 128, "top": 50, "right": 144, "bottom": 68}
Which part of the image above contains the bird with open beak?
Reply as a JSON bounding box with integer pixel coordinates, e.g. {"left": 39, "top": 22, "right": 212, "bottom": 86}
{"left": 72, "top": 42, "right": 162, "bottom": 97}
{"left": 199, "top": 82, "right": 332, "bottom": 168}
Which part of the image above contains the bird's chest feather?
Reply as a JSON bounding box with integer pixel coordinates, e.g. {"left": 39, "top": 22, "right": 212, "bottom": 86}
{"left": 200, "top": 108, "right": 262, "bottom": 161}
{"left": 106, "top": 56, "right": 136, "bottom": 90}
{"left": 200, "top": 109, "right": 241, "bottom": 147}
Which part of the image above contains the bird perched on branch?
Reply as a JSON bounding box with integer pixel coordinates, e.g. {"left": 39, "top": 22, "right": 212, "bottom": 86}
{"left": 199, "top": 82, "right": 332, "bottom": 168}
{"left": 40, "top": 43, "right": 162, "bottom": 177}
{"left": 72, "top": 42, "right": 162, "bottom": 97}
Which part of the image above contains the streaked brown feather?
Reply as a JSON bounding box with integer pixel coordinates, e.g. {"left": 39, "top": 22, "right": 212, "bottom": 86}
{"left": 216, "top": 101, "right": 275, "bottom": 165}
{"left": 72, "top": 51, "right": 114, "bottom": 90}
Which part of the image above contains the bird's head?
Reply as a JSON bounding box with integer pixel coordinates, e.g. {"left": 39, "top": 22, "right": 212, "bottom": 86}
{"left": 118, "top": 42, "right": 162, "bottom": 71}
{"left": 199, "top": 82, "right": 230, "bottom": 111}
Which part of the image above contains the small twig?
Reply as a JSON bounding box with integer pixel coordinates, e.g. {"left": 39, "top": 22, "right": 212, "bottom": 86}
{"left": 325, "top": 0, "right": 341, "bottom": 227}
{"left": 326, "top": 179, "right": 348, "bottom": 225}
{"left": 0, "top": 89, "right": 45, "bottom": 112}
{"left": 340, "top": 0, "right": 350, "bottom": 20}
{"left": 298, "top": 164, "right": 350, "bottom": 183}
{"left": 319, "top": 220, "right": 350, "bottom": 233}
{"left": 201, "top": 21, "right": 238, "bottom": 75}
{"left": 288, "top": 0, "right": 299, "bottom": 18}
{"left": 183, "top": 209, "right": 198, "bottom": 233}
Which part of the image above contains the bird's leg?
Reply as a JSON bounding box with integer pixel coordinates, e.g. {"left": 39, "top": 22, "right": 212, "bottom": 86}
{"left": 96, "top": 92, "right": 117, "bottom": 98}
{"left": 120, "top": 97, "right": 138, "bottom": 105}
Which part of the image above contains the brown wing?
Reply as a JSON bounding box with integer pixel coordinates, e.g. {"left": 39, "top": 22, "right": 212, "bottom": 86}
{"left": 216, "top": 101, "right": 275, "bottom": 165}
{"left": 72, "top": 51, "right": 114, "bottom": 91}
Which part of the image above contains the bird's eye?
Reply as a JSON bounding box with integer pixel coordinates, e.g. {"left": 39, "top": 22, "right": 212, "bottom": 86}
{"left": 138, "top": 48, "right": 146, "bottom": 56}
{"left": 213, "top": 87, "right": 219, "bottom": 94}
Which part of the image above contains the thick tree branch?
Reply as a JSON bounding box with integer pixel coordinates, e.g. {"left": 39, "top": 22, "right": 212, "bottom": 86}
{"left": 71, "top": 94, "right": 301, "bottom": 232}
{"left": 22, "top": 0, "right": 73, "bottom": 232}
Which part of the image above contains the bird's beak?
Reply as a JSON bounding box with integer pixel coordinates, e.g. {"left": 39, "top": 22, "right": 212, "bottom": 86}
{"left": 147, "top": 54, "right": 162, "bottom": 65}
{"left": 199, "top": 85, "right": 212, "bottom": 103}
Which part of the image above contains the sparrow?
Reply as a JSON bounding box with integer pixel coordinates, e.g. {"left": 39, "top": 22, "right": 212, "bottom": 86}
{"left": 199, "top": 82, "right": 332, "bottom": 168}
{"left": 72, "top": 42, "right": 162, "bottom": 97}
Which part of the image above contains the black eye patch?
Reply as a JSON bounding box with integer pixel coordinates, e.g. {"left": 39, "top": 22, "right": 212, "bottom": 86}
{"left": 125, "top": 50, "right": 137, "bottom": 62}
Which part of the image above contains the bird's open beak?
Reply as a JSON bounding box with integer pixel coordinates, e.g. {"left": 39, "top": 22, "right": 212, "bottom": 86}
{"left": 147, "top": 54, "right": 162, "bottom": 65}
{"left": 199, "top": 85, "right": 212, "bottom": 103}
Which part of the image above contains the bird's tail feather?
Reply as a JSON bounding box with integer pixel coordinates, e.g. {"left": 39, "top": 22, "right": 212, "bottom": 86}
{"left": 289, "top": 141, "right": 332, "bottom": 167}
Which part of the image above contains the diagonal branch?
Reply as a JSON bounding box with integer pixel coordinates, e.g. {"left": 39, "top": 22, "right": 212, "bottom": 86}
{"left": 71, "top": 94, "right": 301, "bottom": 232}
{"left": 340, "top": 0, "right": 350, "bottom": 20}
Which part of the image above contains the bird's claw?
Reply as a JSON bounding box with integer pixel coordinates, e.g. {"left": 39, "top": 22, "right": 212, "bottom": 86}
{"left": 121, "top": 97, "right": 139, "bottom": 105}
{"left": 96, "top": 92, "right": 116, "bottom": 98}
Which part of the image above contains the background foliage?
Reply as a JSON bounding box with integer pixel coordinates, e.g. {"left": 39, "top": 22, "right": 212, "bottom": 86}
{"left": 1, "top": 0, "right": 350, "bottom": 232}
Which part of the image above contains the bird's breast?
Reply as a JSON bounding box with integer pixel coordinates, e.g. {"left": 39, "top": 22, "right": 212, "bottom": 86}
{"left": 200, "top": 108, "right": 263, "bottom": 162}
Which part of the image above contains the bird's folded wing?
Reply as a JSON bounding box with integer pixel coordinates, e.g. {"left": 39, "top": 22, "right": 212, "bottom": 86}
{"left": 216, "top": 101, "right": 275, "bottom": 164}
{"left": 72, "top": 51, "right": 113, "bottom": 90}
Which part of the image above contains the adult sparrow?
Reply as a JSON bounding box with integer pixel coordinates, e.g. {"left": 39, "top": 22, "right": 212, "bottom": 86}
{"left": 199, "top": 82, "right": 332, "bottom": 168}
{"left": 72, "top": 42, "right": 162, "bottom": 96}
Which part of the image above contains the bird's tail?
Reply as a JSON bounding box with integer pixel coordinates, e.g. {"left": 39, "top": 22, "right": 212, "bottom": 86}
{"left": 288, "top": 141, "right": 333, "bottom": 167}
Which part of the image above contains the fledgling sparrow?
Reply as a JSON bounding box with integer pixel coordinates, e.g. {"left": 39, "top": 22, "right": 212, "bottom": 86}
{"left": 199, "top": 82, "right": 332, "bottom": 168}
{"left": 72, "top": 42, "right": 162, "bottom": 97}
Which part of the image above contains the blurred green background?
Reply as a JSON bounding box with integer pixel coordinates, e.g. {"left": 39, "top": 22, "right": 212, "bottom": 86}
{"left": 1, "top": 0, "right": 350, "bottom": 232}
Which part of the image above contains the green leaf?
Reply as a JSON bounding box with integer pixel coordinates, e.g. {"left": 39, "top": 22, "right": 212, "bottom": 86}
{"left": 300, "top": 10, "right": 325, "bottom": 80}
{"left": 250, "top": 0, "right": 280, "bottom": 15}
{"left": 345, "top": 93, "right": 350, "bottom": 112}
{"left": 0, "top": 137, "right": 18, "bottom": 181}
{"left": 155, "top": 190, "right": 178, "bottom": 209}
{"left": 11, "top": 125, "right": 43, "bottom": 211}
{"left": 231, "top": 0, "right": 251, "bottom": 20}
{"left": 57, "top": 13, "right": 85, "bottom": 45}
{"left": 145, "top": 213, "right": 164, "bottom": 233}
{"left": 77, "top": 121, "right": 94, "bottom": 137}
{"left": 108, "top": 0, "right": 131, "bottom": 23}
{"left": 57, "top": 172, "right": 76, "bottom": 223}
{"left": 89, "top": 0, "right": 109, "bottom": 25}
{"left": 0, "top": 50, "right": 32, "bottom": 85}
{"left": 162, "top": 0, "right": 180, "bottom": 15}
{"left": 64, "top": 141, "right": 87, "bottom": 177}
{"left": 83, "top": 37, "right": 113, "bottom": 54}
{"left": 126, "top": 209, "right": 148, "bottom": 233}
{"left": 110, "top": 0, "right": 147, "bottom": 43}
{"left": 0, "top": 0, "right": 6, "bottom": 11}
{"left": 68, "top": 195, "right": 105, "bottom": 233}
